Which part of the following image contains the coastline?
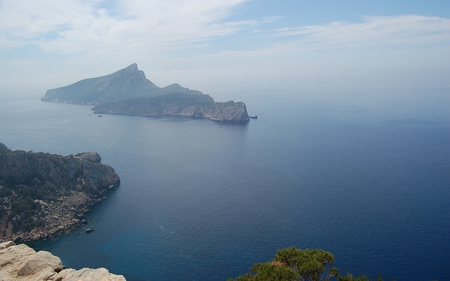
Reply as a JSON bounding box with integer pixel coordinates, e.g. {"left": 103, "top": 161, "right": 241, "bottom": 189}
{"left": 1, "top": 188, "right": 116, "bottom": 243}
{"left": 0, "top": 145, "right": 120, "bottom": 243}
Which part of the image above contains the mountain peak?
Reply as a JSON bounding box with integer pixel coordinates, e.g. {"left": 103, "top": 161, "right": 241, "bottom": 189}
{"left": 42, "top": 64, "right": 159, "bottom": 105}
{"left": 115, "top": 63, "right": 140, "bottom": 76}
{"left": 125, "top": 63, "right": 138, "bottom": 71}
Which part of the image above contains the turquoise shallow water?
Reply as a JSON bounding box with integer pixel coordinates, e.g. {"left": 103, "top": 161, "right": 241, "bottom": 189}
{"left": 0, "top": 92, "right": 449, "bottom": 281}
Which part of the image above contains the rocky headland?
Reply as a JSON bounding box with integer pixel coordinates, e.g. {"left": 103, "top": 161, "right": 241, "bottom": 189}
{"left": 0, "top": 241, "right": 126, "bottom": 280}
{"left": 0, "top": 142, "right": 120, "bottom": 242}
{"left": 42, "top": 63, "right": 250, "bottom": 123}
{"left": 93, "top": 92, "right": 250, "bottom": 123}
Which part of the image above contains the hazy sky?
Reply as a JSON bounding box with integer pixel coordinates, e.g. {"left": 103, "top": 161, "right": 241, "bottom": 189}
{"left": 0, "top": 0, "right": 449, "bottom": 100}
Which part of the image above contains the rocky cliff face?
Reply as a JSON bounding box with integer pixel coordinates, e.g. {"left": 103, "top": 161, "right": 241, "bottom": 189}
{"left": 93, "top": 92, "right": 250, "bottom": 123}
{"left": 0, "top": 241, "right": 126, "bottom": 280}
{"left": 0, "top": 143, "right": 120, "bottom": 242}
{"left": 203, "top": 100, "right": 250, "bottom": 122}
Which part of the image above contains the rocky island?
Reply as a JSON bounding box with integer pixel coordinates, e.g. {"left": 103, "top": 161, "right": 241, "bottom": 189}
{"left": 0, "top": 142, "right": 120, "bottom": 242}
{"left": 42, "top": 63, "right": 250, "bottom": 123}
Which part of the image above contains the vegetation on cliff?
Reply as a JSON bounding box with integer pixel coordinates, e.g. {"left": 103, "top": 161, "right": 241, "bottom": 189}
{"left": 0, "top": 142, "right": 120, "bottom": 242}
{"left": 41, "top": 63, "right": 250, "bottom": 122}
{"left": 228, "top": 246, "right": 386, "bottom": 281}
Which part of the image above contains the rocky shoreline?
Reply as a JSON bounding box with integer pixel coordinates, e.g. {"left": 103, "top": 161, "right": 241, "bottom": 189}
{"left": 0, "top": 241, "right": 126, "bottom": 280}
{"left": 0, "top": 142, "right": 120, "bottom": 243}
{"left": 7, "top": 190, "right": 108, "bottom": 242}
{"left": 93, "top": 94, "right": 250, "bottom": 123}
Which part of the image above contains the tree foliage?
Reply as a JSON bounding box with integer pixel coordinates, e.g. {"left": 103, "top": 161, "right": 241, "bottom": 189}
{"left": 228, "top": 247, "right": 339, "bottom": 281}
{"left": 228, "top": 247, "right": 391, "bottom": 281}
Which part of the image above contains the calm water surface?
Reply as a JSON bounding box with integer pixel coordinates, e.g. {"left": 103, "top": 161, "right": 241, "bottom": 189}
{"left": 0, "top": 92, "right": 449, "bottom": 281}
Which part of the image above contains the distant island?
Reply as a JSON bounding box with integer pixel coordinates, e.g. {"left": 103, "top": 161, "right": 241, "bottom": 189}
{"left": 42, "top": 64, "right": 250, "bottom": 123}
{"left": 0, "top": 142, "right": 120, "bottom": 242}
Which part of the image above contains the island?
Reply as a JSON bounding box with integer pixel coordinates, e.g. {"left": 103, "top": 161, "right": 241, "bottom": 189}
{"left": 0, "top": 142, "right": 120, "bottom": 242}
{"left": 42, "top": 63, "right": 250, "bottom": 123}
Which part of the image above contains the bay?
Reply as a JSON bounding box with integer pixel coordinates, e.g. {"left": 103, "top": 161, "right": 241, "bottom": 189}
{"left": 0, "top": 91, "right": 449, "bottom": 281}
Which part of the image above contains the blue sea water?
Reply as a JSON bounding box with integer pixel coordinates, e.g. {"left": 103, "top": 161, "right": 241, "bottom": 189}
{"left": 0, "top": 91, "right": 449, "bottom": 281}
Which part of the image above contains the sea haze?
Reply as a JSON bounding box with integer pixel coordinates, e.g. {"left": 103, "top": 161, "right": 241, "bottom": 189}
{"left": 0, "top": 90, "right": 449, "bottom": 281}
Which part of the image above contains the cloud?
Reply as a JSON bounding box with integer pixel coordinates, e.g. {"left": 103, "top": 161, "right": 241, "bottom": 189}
{"left": 0, "top": 0, "right": 251, "bottom": 55}
{"left": 1, "top": 2, "right": 448, "bottom": 95}
{"left": 3, "top": 0, "right": 447, "bottom": 61}
{"left": 170, "top": 15, "right": 450, "bottom": 71}
{"left": 272, "top": 15, "right": 450, "bottom": 50}
{"left": 262, "top": 16, "right": 282, "bottom": 23}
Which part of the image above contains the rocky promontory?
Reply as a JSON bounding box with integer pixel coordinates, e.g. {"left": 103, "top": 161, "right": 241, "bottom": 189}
{"left": 0, "top": 142, "right": 120, "bottom": 242}
{"left": 93, "top": 92, "right": 250, "bottom": 123}
{"left": 0, "top": 241, "right": 126, "bottom": 280}
{"left": 41, "top": 63, "right": 250, "bottom": 123}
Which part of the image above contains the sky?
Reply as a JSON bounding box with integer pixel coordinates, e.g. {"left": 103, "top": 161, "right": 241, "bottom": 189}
{"left": 0, "top": 0, "right": 449, "bottom": 104}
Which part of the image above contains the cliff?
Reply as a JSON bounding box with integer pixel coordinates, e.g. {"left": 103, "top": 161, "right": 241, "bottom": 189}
{"left": 0, "top": 241, "right": 126, "bottom": 280}
{"left": 41, "top": 64, "right": 250, "bottom": 123}
{"left": 0, "top": 143, "right": 120, "bottom": 242}
{"left": 93, "top": 92, "right": 250, "bottom": 123}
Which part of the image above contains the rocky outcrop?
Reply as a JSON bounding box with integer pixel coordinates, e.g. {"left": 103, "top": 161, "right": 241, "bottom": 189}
{"left": 20, "top": 191, "right": 95, "bottom": 241}
{"left": 93, "top": 92, "right": 250, "bottom": 123}
{"left": 203, "top": 100, "right": 249, "bottom": 123}
{"left": 0, "top": 143, "right": 120, "bottom": 242}
{"left": 0, "top": 241, "right": 126, "bottom": 280}
{"left": 41, "top": 64, "right": 250, "bottom": 123}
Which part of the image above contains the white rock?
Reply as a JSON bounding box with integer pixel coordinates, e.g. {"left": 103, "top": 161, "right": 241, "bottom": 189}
{"left": 0, "top": 242, "right": 126, "bottom": 281}
{"left": 0, "top": 241, "right": 15, "bottom": 250}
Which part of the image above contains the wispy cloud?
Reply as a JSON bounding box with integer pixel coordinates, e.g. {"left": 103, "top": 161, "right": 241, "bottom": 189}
{"left": 1, "top": 2, "right": 448, "bottom": 94}
{"left": 3, "top": 1, "right": 447, "bottom": 60}
{"left": 0, "top": 0, "right": 251, "bottom": 55}
{"left": 272, "top": 15, "right": 450, "bottom": 50}
{"left": 262, "top": 16, "right": 282, "bottom": 23}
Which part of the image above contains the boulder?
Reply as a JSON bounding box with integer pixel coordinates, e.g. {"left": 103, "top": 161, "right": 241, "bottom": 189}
{"left": 0, "top": 242, "right": 126, "bottom": 281}
{"left": 56, "top": 268, "right": 126, "bottom": 281}
{"left": 75, "top": 152, "right": 102, "bottom": 163}
{"left": 0, "top": 241, "right": 15, "bottom": 250}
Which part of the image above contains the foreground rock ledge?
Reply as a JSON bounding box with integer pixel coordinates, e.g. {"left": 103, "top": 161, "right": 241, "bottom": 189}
{"left": 0, "top": 241, "right": 126, "bottom": 281}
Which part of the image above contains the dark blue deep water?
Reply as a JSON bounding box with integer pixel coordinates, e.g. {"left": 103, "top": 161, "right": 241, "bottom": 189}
{"left": 0, "top": 91, "right": 449, "bottom": 281}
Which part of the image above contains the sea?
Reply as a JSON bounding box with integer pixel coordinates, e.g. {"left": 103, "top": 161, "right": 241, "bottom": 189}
{"left": 0, "top": 89, "right": 449, "bottom": 281}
